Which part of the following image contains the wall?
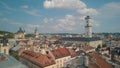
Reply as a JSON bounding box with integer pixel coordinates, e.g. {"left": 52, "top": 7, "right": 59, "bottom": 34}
{"left": 15, "top": 33, "right": 25, "bottom": 39}
{"left": 44, "top": 64, "right": 56, "bottom": 68}
{"left": 89, "top": 40, "right": 102, "bottom": 48}
{"left": 0, "top": 43, "right": 9, "bottom": 55}
{"left": 55, "top": 56, "right": 71, "bottom": 68}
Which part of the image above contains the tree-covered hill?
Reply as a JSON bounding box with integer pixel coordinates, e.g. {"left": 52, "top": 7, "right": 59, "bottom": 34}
{"left": 0, "top": 30, "right": 14, "bottom": 38}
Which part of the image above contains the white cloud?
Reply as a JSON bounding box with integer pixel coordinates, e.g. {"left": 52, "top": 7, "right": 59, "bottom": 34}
{"left": 42, "top": 0, "right": 100, "bottom": 32}
{"left": 51, "top": 15, "right": 85, "bottom": 32}
{"left": 41, "top": 14, "right": 100, "bottom": 33}
{"left": 25, "top": 9, "right": 41, "bottom": 17}
{"left": 20, "top": 5, "right": 41, "bottom": 17}
{"left": 77, "top": 8, "right": 99, "bottom": 16}
{"left": 25, "top": 24, "right": 44, "bottom": 33}
{"left": 98, "top": 2, "right": 120, "bottom": 19}
{"left": 90, "top": 19, "right": 100, "bottom": 27}
{"left": 21, "top": 5, "right": 29, "bottom": 9}
{"left": 0, "top": 18, "right": 23, "bottom": 26}
{"left": 41, "top": 15, "right": 81, "bottom": 32}
{"left": 44, "top": 0, "right": 86, "bottom": 9}
{"left": 0, "top": 1, "right": 16, "bottom": 11}
{"left": 43, "top": 0, "right": 98, "bottom": 16}
{"left": 26, "top": 24, "right": 40, "bottom": 28}
{"left": 43, "top": 18, "right": 53, "bottom": 23}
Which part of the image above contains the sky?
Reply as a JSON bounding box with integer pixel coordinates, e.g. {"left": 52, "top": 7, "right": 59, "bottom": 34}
{"left": 0, "top": 0, "right": 120, "bottom": 33}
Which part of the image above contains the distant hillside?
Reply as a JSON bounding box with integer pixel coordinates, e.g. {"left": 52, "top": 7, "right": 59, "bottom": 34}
{"left": 0, "top": 30, "right": 14, "bottom": 38}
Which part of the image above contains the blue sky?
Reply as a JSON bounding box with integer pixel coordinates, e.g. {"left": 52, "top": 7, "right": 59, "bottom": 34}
{"left": 0, "top": 0, "right": 120, "bottom": 33}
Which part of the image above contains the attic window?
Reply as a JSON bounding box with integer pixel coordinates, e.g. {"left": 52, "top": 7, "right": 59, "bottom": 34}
{"left": 46, "top": 51, "right": 49, "bottom": 54}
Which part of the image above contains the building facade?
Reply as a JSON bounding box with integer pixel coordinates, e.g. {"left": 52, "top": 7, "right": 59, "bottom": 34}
{"left": 0, "top": 36, "right": 9, "bottom": 55}
{"left": 60, "top": 37, "right": 102, "bottom": 48}
{"left": 15, "top": 27, "right": 25, "bottom": 39}
{"left": 85, "top": 16, "right": 92, "bottom": 38}
{"left": 52, "top": 47, "right": 75, "bottom": 68}
{"left": 20, "top": 50, "right": 56, "bottom": 68}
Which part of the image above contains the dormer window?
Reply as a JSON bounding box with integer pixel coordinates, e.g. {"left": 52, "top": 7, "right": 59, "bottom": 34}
{"left": 46, "top": 51, "right": 49, "bottom": 54}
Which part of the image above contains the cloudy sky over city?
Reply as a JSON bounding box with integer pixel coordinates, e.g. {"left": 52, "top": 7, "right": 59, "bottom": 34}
{"left": 0, "top": 0, "right": 120, "bottom": 33}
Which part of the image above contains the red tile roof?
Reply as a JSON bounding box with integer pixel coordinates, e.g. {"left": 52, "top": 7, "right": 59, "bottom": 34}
{"left": 20, "top": 50, "right": 55, "bottom": 67}
{"left": 89, "top": 52, "right": 113, "bottom": 68}
{"left": 52, "top": 47, "right": 70, "bottom": 59}
{"left": 113, "top": 38, "right": 120, "bottom": 41}
{"left": 68, "top": 49, "right": 76, "bottom": 57}
{"left": 114, "top": 58, "right": 120, "bottom": 62}
{"left": 88, "top": 55, "right": 99, "bottom": 68}
{"left": 89, "top": 62, "right": 99, "bottom": 68}
{"left": 82, "top": 46, "right": 94, "bottom": 51}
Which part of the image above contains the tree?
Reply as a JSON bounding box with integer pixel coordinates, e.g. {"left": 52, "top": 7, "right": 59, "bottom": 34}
{"left": 102, "top": 44, "right": 107, "bottom": 47}
{"left": 96, "top": 44, "right": 101, "bottom": 51}
{"left": 97, "top": 45, "right": 101, "bottom": 49}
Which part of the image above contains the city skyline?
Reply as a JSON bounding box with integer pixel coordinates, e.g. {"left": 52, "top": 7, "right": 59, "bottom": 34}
{"left": 0, "top": 0, "right": 120, "bottom": 33}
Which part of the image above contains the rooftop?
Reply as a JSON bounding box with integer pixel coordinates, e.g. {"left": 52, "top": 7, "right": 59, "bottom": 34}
{"left": 89, "top": 52, "right": 113, "bottom": 68}
{"left": 11, "top": 45, "right": 22, "bottom": 52}
{"left": 59, "top": 37, "right": 101, "bottom": 42}
{"left": 68, "top": 49, "right": 76, "bottom": 57}
{"left": 52, "top": 47, "right": 70, "bottom": 59}
{"left": 112, "top": 38, "right": 120, "bottom": 41}
{"left": 16, "top": 27, "right": 24, "bottom": 34}
{"left": 0, "top": 53, "right": 28, "bottom": 68}
{"left": 20, "top": 50, "right": 55, "bottom": 67}
{"left": 66, "top": 56, "right": 86, "bottom": 68}
{"left": 82, "top": 46, "right": 94, "bottom": 51}
{"left": 16, "top": 40, "right": 29, "bottom": 44}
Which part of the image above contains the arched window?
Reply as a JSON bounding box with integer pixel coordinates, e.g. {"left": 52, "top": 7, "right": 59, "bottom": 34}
{"left": 4, "top": 49, "right": 6, "bottom": 54}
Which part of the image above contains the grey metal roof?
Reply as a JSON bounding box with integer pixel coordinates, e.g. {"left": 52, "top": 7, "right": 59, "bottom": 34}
{"left": 59, "top": 37, "right": 101, "bottom": 42}
{"left": 0, "top": 36, "right": 8, "bottom": 46}
{"left": 11, "top": 45, "right": 22, "bottom": 51}
{"left": 16, "top": 27, "right": 24, "bottom": 34}
{"left": 0, "top": 53, "right": 28, "bottom": 68}
{"left": 66, "top": 56, "right": 86, "bottom": 68}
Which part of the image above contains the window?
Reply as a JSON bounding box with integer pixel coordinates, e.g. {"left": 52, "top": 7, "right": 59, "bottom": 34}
{"left": 4, "top": 49, "right": 6, "bottom": 54}
{"left": 57, "top": 65, "right": 59, "bottom": 68}
{"left": 60, "top": 64, "right": 62, "bottom": 67}
{"left": 64, "top": 58, "right": 66, "bottom": 61}
{"left": 60, "top": 60, "right": 62, "bottom": 62}
{"left": 46, "top": 51, "right": 49, "bottom": 54}
{"left": 57, "top": 60, "right": 59, "bottom": 63}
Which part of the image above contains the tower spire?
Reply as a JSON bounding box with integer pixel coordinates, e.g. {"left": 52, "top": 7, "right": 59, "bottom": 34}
{"left": 34, "top": 27, "right": 39, "bottom": 38}
{"left": 85, "top": 16, "right": 92, "bottom": 38}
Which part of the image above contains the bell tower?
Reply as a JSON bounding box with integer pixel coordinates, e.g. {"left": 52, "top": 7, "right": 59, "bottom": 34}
{"left": 85, "top": 16, "right": 92, "bottom": 38}
{"left": 34, "top": 27, "right": 39, "bottom": 38}
{"left": 0, "top": 35, "right": 9, "bottom": 55}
